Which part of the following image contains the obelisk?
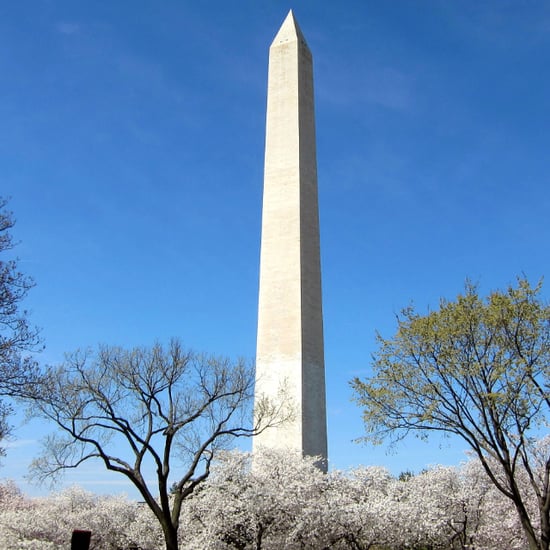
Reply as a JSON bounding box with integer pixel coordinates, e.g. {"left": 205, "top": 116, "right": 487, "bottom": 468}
{"left": 253, "top": 10, "right": 327, "bottom": 468}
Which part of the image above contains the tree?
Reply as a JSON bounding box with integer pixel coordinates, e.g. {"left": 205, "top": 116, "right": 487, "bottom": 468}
{"left": 0, "top": 482, "right": 163, "bottom": 549}
{"left": 0, "top": 197, "right": 42, "bottom": 452}
{"left": 29, "top": 340, "right": 286, "bottom": 550}
{"left": 457, "top": 455, "right": 527, "bottom": 549}
{"left": 0, "top": 456, "right": 529, "bottom": 549}
{"left": 182, "top": 449, "right": 528, "bottom": 550}
{"left": 325, "top": 466, "right": 399, "bottom": 550}
{"left": 351, "top": 278, "right": 550, "bottom": 550}
{"left": 182, "top": 449, "right": 329, "bottom": 550}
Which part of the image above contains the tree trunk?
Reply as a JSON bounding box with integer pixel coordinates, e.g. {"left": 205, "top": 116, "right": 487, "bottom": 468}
{"left": 162, "top": 523, "right": 179, "bottom": 550}
{"left": 540, "top": 500, "right": 550, "bottom": 550}
{"left": 511, "top": 498, "right": 541, "bottom": 550}
{"left": 255, "top": 523, "right": 265, "bottom": 550}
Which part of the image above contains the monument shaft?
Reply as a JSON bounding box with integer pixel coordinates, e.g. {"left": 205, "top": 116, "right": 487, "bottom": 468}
{"left": 254, "top": 11, "right": 327, "bottom": 464}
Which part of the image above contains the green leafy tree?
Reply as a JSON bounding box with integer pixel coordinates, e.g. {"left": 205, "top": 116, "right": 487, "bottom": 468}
{"left": 351, "top": 278, "right": 550, "bottom": 550}
{"left": 30, "top": 340, "right": 287, "bottom": 550}
{"left": 0, "top": 197, "right": 41, "bottom": 453}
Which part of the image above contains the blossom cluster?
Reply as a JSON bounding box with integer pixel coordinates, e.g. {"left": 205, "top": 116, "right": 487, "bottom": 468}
{"left": 180, "top": 450, "right": 527, "bottom": 549}
{"left": 0, "top": 451, "right": 529, "bottom": 549}
{"left": 0, "top": 483, "right": 162, "bottom": 549}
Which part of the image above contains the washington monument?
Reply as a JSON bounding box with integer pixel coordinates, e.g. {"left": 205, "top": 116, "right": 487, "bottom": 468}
{"left": 253, "top": 11, "right": 327, "bottom": 467}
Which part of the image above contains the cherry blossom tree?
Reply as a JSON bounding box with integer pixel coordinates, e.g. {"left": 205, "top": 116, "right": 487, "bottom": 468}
{"left": 0, "top": 450, "right": 542, "bottom": 549}
{"left": 182, "top": 449, "right": 536, "bottom": 550}
{"left": 458, "top": 457, "right": 527, "bottom": 549}
{"left": 0, "top": 483, "right": 162, "bottom": 549}
{"left": 322, "top": 466, "right": 398, "bottom": 549}
{"left": 182, "top": 449, "right": 328, "bottom": 549}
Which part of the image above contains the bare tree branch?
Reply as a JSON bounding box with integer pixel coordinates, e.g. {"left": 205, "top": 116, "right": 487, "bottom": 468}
{"left": 29, "top": 339, "right": 288, "bottom": 550}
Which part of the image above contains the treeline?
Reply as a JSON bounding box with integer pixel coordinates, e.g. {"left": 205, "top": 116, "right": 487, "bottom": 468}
{"left": 0, "top": 448, "right": 532, "bottom": 549}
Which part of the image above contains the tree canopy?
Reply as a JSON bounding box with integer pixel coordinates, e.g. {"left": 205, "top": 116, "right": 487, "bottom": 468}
{"left": 351, "top": 278, "right": 550, "bottom": 550}
{"left": 0, "top": 197, "right": 41, "bottom": 452}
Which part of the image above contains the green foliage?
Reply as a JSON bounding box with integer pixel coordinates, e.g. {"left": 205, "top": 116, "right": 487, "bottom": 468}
{"left": 352, "top": 277, "right": 549, "bottom": 452}
{"left": 351, "top": 277, "right": 550, "bottom": 550}
{"left": 397, "top": 470, "right": 415, "bottom": 482}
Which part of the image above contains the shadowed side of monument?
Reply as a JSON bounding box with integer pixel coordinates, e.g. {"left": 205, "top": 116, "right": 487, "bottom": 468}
{"left": 253, "top": 10, "right": 327, "bottom": 469}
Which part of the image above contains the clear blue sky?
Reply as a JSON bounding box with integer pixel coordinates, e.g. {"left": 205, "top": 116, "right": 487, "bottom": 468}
{"left": 2, "top": 1, "right": 549, "bottom": 497}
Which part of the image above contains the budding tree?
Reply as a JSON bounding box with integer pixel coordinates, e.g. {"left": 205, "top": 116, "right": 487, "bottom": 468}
{"left": 30, "top": 340, "right": 286, "bottom": 550}
{"left": 352, "top": 278, "right": 550, "bottom": 550}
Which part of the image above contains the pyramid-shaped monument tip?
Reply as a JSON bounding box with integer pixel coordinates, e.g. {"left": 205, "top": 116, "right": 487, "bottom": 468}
{"left": 271, "top": 9, "right": 308, "bottom": 47}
